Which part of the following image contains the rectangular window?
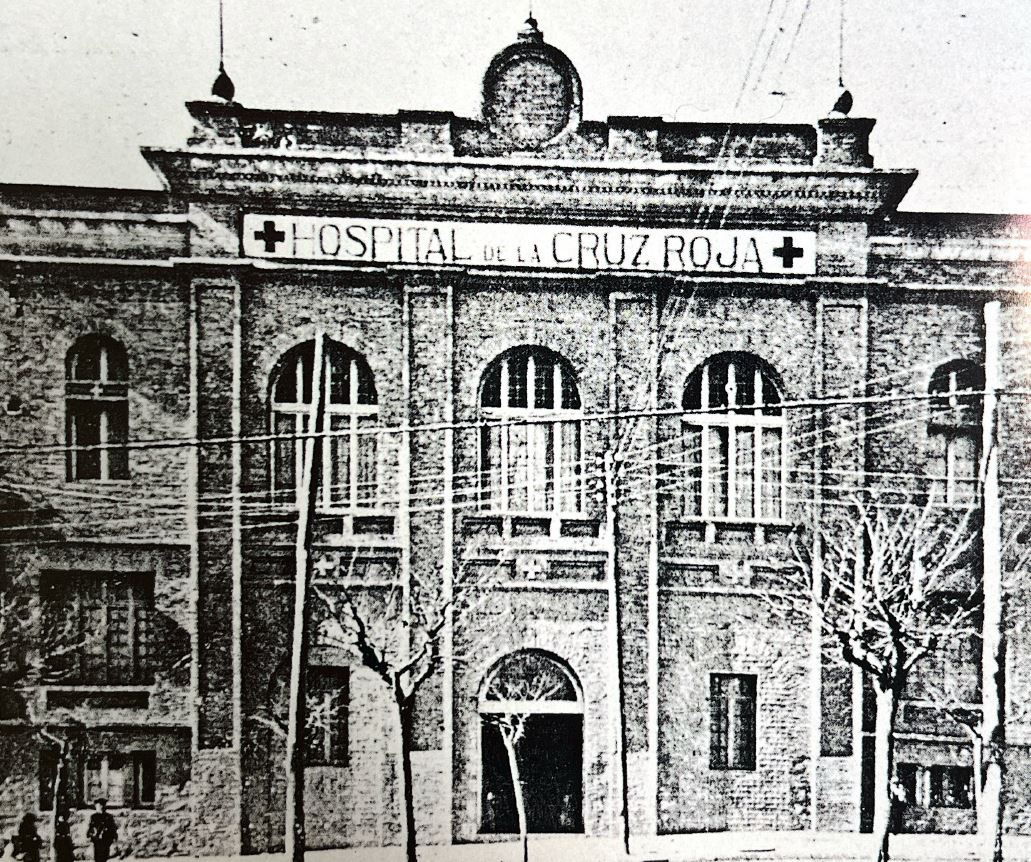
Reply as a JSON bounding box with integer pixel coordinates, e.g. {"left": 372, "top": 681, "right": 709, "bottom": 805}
{"left": 66, "top": 400, "right": 129, "bottom": 481}
{"left": 896, "top": 763, "right": 973, "bottom": 809}
{"left": 41, "top": 573, "right": 154, "bottom": 685}
{"left": 710, "top": 673, "right": 757, "bottom": 770}
{"left": 39, "top": 748, "right": 60, "bottom": 811}
{"left": 132, "top": 751, "right": 157, "bottom": 807}
{"left": 305, "top": 667, "right": 349, "bottom": 766}
{"left": 40, "top": 750, "right": 156, "bottom": 810}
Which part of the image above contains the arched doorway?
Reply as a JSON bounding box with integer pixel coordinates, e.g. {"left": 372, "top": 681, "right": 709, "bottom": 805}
{"left": 478, "top": 650, "right": 584, "bottom": 834}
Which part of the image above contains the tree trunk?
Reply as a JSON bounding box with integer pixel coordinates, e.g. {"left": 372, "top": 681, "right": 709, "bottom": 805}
{"left": 872, "top": 682, "right": 901, "bottom": 862}
{"left": 396, "top": 692, "right": 418, "bottom": 862}
{"left": 501, "top": 728, "right": 528, "bottom": 862}
{"left": 982, "top": 730, "right": 1005, "bottom": 862}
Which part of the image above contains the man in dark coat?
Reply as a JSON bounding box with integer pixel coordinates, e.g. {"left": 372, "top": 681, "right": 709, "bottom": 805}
{"left": 86, "top": 800, "right": 117, "bottom": 862}
{"left": 15, "top": 813, "right": 42, "bottom": 862}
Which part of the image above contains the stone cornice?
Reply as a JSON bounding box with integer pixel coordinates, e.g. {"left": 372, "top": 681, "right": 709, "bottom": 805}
{"left": 142, "top": 147, "right": 917, "bottom": 224}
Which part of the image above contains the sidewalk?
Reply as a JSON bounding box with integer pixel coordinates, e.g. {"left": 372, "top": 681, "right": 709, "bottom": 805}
{"left": 127, "top": 833, "right": 1031, "bottom": 862}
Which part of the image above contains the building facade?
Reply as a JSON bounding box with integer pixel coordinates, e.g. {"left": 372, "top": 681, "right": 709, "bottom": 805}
{"left": 1, "top": 17, "right": 1030, "bottom": 855}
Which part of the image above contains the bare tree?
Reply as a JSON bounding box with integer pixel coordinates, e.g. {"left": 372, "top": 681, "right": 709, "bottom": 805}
{"left": 773, "top": 497, "right": 979, "bottom": 862}
{"left": 916, "top": 520, "right": 1031, "bottom": 858}
{"left": 312, "top": 551, "right": 508, "bottom": 862}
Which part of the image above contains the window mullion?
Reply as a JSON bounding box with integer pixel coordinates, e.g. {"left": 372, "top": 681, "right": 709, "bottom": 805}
{"left": 500, "top": 359, "right": 510, "bottom": 512}
{"left": 526, "top": 355, "right": 536, "bottom": 508}
{"left": 294, "top": 413, "right": 305, "bottom": 504}
{"left": 700, "top": 365, "right": 711, "bottom": 518}
{"left": 946, "top": 435, "right": 957, "bottom": 505}
{"left": 349, "top": 358, "right": 359, "bottom": 509}
{"left": 753, "top": 368, "right": 763, "bottom": 519}
{"left": 127, "top": 583, "right": 137, "bottom": 682}
{"left": 779, "top": 419, "right": 788, "bottom": 520}
{"left": 99, "top": 408, "right": 109, "bottom": 481}
{"left": 553, "top": 362, "right": 562, "bottom": 514}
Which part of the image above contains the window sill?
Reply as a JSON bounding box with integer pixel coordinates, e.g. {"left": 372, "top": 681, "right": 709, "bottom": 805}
{"left": 667, "top": 517, "right": 794, "bottom": 545}
{"left": 463, "top": 513, "right": 602, "bottom": 542}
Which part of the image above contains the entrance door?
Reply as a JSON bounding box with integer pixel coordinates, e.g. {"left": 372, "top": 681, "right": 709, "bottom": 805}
{"left": 481, "top": 714, "right": 583, "bottom": 833}
{"left": 478, "top": 650, "right": 585, "bottom": 834}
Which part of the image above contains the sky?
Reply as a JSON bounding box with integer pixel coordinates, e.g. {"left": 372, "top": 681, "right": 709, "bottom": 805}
{"left": 0, "top": 0, "right": 1028, "bottom": 214}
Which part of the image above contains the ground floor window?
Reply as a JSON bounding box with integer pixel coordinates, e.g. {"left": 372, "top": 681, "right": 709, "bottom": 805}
{"left": 898, "top": 763, "right": 973, "bottom": 809}
{"left": 305, "top": 666, "right": 350, "bottom": 766}
{"left": 710, "top": 673, "right": 757, "bottom": 770}
{"left": 40, "top": 749, "right": 156, "bottom": 810}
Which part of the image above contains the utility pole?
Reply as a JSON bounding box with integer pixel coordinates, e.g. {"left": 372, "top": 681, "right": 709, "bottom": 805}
{"left": 284, "top": 332, "right": 327, "bottom": 862}
{"left": 980, "top": 300, "right": 1004, "bottom": 862}
{"left": 602, "top": 449, "right": 631, "bottom": 856}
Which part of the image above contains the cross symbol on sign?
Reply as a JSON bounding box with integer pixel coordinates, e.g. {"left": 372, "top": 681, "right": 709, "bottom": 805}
{"left": 313, "top": 556, "right": 340, "bottom": 580}
{"left": 253, "top": 219, "right": 286, "bottom": 253}
{"left": 772, "top": 236, "right": 805, "bottom": 269}
{"left": 519, "top": 557, "right": 546, "bottom": 580}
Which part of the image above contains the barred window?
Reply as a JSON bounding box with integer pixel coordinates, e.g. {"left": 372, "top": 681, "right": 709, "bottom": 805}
{"left": 270, "top": 340, "right": 379, "bottom": 511}
{"left": 40, "top": 749, "right": 155, "bottom": 810}
{"left": 710, "top": 673, "right": 756, "bottom": 770}
{"left": 305, "top": 666, "right": 349, "bottom": 766}
{"left": 66, "top": 335, "right": 129, "bottom": 481}
{"left": 479, "top": 347, "right": 583, "bottom": 515}
{"left": 40, "top": 572, "right": 153, "bottom": 686}
{"left": 682, "top": 353, "right": 785, "bottom": 521}
{"left": 898, "top": 763, "right": 973, "bottom": 809}
{"left": 928, "top": 360, "right": 982, "bottom": 506}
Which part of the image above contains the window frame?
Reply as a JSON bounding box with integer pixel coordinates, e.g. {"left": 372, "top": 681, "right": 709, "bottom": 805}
{"left": 304, "top": 665, "right": 350, "bottom": 767}
{"left": 65, "top": 336, "right": 130, "bottom": 482}
{"left": 269, "top": 340, "right": 380, "bottom": 514}
{"left": 40, "top": 571, "right": 155, "bottom": 687}
{"left": 478, "top": 347, "right": 584, "bottom": 517}
{"left": 40, "top": 749, "right": 156, "bottom": 810}
{"left": 709, "top": 672, "right": 757, "bottom": 771}
{"left": 928, "top": 360, "right": 982, "bottom": 507}
{"left": 682, "top": 354, "right": 787, "bottom": 523}
{"left": 897, "top": 761, "right": 973, "bottom": 810}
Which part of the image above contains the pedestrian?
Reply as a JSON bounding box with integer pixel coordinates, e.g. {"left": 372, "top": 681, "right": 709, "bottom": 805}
{"left": 2, "top": 835, "right": 17, "bottom": 862}
{"left": 15, "top": 814, "right": 42, "bottom": 862}
{"left": 53, "top": 813, "right": 74, "bottom": 862}
{"left": 86, "top": 800, "right": 117, "bottom": 862}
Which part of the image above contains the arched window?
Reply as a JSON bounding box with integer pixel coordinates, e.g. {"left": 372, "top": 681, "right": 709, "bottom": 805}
{"left": 478, "top": 650, "right": 583, "bottom": 834}
{"left": 65, "top": 335, "right": 129, "bottom": 481}
{"left": 928, "top": 359, "right": 982, "bottom": 505}
{"left": 681, "top": 352, "right": 785, "bottom": 521}
{"left": 479, "top": 347, "right": 582, "bottom": 515}
{"left": 270, "top": 339, "right": 378, "bottom": 511}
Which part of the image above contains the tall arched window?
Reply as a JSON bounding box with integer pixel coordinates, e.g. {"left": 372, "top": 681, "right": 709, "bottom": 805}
{"left": 928, "top": 359, "right": 982, "bottom": 505}
{"left": 479, "top": 650, "right": 584, "bottom": 834}
{"left": 270, "top": 339, "right": 379, "bottom": 511}
{"left": 682, "top": 352, "right": 785, "bottom": 520}
{"left": 66, "top": 335, "right": 129, "bottom": 481}
{"left": 479, "top": 347, "right": 582, "bottom": 515}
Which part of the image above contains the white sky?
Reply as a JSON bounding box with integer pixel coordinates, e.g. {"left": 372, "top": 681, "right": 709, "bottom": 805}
{"left": 0, "top": 0, "right": 1028, "bottom": 213}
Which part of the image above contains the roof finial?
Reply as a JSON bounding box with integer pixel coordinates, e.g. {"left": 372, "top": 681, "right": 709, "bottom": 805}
{"left": 519, "top": 10, "right": 543, "bottom": 42}
{"left": 210, "top": 0, "right": 236, "bottom": 102}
